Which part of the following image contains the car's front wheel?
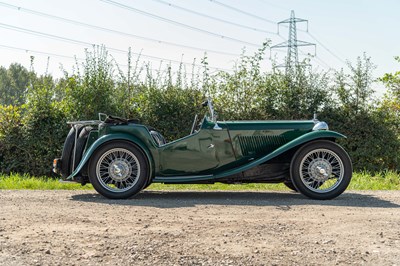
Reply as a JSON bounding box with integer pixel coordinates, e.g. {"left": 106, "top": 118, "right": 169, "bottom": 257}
{"left": 290, "top": 140, "right": 352, "bottom": 200}
{"left": 88, "top": 141, "right": 148, "bottom": 199}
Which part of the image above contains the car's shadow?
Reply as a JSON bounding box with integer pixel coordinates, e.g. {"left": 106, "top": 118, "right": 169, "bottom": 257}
{"left": 70, "top": 190, "right": 400, "bottom": 209}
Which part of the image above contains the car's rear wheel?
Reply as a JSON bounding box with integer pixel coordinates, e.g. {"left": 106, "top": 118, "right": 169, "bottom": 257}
{"left": 88, "top": 141, "right": 148, "bottom": 199}
{"left": 290, "top": 140, "right": 352, "bottom": 200}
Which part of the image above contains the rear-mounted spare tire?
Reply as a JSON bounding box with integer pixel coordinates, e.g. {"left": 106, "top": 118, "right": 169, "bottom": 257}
{"left": 60, "top": 125, "right": 94, "bottom": 178}
{"left": 60, "top": 125, "right": 83, "bottom": 178}
{"left": 74, "top": 126, "right": 93, "bottom": 171}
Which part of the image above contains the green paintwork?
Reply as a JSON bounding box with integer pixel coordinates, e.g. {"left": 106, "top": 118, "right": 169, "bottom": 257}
{"left": 153, "top": 129, "right": 346, "bottom": 183}
{"left": 68, "top": 125, "right": 158, "bottom": 180}
{"left": 157, "top": 118, "right": 235, "bottom": 176}
{"left": 68, "top": 116, "right": 347, "bottom": 184}
{"left": 215, "top": 130, "right": 345, "bottom": 178}
{"left": 224, "top": 120, "right": 315, "bottom": 161}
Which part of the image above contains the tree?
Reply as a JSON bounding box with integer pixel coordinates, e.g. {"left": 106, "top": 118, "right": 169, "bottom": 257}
{"left": 209, "top": 44, "right": 330, "bottom": 121}
{"left": 378, "top": 56, "right": 400, "bottom": 171}
{"left": 334, "top": 53, "right": 376, "bottom": 114}
{"left": 325, "top": 54, "right": 399, "bottom": 171}
{"left": 209, "top": 45, "right": 270, "bottom": 120}
{"left": 379, "top": 56, "right": 400, "bottom": 128}
{"left": 61, "top": 46, "right": 117, "bottom": 120}
{"left": 275, "top": 61, "right": 330, "bottom": 120}
{"left": 22, "top": 73, "right": 67, "bottom": 176}
{"left": 0, "top": 63, "right": 30, "bottom": 106}
{"left": 380, "top": 56, "right": 400, "bottom": 97}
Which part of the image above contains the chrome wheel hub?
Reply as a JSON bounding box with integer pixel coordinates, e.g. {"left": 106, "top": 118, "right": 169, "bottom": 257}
{"left": 309, "top": 159, "right": 332, "bottom": 182}
{"left": 110, "top": 160, "right": 130, "bottom": 181}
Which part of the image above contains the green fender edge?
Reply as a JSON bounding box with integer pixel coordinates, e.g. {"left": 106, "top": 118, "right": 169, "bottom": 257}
{"left": 67, "top": 133, "right": 155, "bottom": 181}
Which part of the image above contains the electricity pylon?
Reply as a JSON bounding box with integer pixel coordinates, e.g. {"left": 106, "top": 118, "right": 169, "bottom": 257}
{"left": 271, "top": 10, "right": 316, "bottom": 76}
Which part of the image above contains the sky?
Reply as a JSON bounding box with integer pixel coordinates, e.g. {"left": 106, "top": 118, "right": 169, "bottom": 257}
{"left": 0, "top": 0, "right": 399, "bottom": 96}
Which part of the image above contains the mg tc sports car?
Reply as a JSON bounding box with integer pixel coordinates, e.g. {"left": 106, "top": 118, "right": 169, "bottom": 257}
{"left": 53, "top": 98, "right": 352, "bottom": 200}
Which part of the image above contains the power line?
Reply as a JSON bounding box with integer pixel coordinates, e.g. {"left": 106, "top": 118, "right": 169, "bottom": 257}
{"left": 256, "top": 0, "right": 291, "bottom": 12}
{"left": 209, "top": 0, "right": 312, "bottom": 35}
{"left": 0, "top": 43, "right": 206, "bottom": 76}
{"left": 1, "top": 43, "right": 331, "bottom": 77}
{"left": 314, "top": 55, "right": 332, "bottom": 69}
{"left": 297, "top": 49, "right": 332, "bottom": 69}
{"left": 201, "top": 1, "right": 344, "bottom": 69}
{"left": 0, "top": 22, "right": 232, "bottom": 71}
{"left": 99, "top": 0, "right": 261, "bottom": 48}
{"left": 207, "top": 0, "right": 344, "bottom": 70}
{"left": 307, "top": 32, "right": 346, "bottom": 65}
{"left": 152, "top": 0, "right": 277, "bottom": 35}
{"left": 0, "top": 1, "right": 239, "bottom": 57}
{"left": 208, "top": 0, "right": 277, "bottom": 26}
{"left": 0, "top": 1, "right": 345, "bottom": 73}
{"left": 0, "top": 43, "right": 83, "bottom": 61}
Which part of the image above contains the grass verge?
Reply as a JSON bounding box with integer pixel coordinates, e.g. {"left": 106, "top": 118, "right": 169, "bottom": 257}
{"left": 0, "top": 174, "right": 92, "bottom": 190}
{"left": 0, "top": 171, "right": 399, "bottom": 191}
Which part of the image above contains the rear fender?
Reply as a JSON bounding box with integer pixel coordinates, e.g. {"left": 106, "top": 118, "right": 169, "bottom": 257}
{"left": 215, "top": 130, "right": 346, "bottom": 179}
{"left": 67, "top": 133, "right": 155, "bottom": 181}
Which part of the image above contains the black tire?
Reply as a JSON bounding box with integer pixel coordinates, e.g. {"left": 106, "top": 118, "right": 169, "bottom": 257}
{"left": 290, "top": 140, "right": 352, "bottom": 200}
{"left": 60, "top": 125, "right": 83, "bottom": 178}
{"left": 283, "top": 181, "right": 298, "bottom": 192}
{"left": 74, "top": 126, "right": 93, "bottom": 170}
{"left": 142, "top": 180, "right": 153, "bottom": 190}
{"left": 88, "top": 141, "right": 149, "bottom": 199}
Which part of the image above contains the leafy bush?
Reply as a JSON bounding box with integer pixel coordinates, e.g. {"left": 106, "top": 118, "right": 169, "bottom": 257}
{"left": 209, "top": 45, "right": 330, "bottom": 121}
{"left": 0, "top": 47, "right": 399, "bottom": 176}
{"left": 323, "top": 109, "right": 399, "bottom": 171}
{"left": 138, "top": 85, "right": 204, "bottom": 140}
{"left": 0, "top": 63, "right": 30, "bottom": 106}
{"left": 0, "top": 105, "right": 25, "bottom": 173}
{"left": 61, "top": 47, "right": 117, "bottom": 120}
{"left": 0, "top": 72, "right": 68, "bottom": 176}
{"left": 22, "top": 75, "right": 67, "bottom": 175}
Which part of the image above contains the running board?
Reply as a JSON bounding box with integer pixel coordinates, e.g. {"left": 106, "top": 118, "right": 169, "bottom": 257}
{"left": 153, "top": 175, "right": 213, "bottom": 183}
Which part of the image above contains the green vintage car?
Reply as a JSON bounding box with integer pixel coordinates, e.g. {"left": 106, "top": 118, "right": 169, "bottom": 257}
{"left": 53, "top": 98, "right": 352, "bottom": 200}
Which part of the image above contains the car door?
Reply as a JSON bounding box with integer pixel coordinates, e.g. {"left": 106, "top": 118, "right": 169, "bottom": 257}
{"left": 157, "top": 126, "right": 236, "bottom": 177}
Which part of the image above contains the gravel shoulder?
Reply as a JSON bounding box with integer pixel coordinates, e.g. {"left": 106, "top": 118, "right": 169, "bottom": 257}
{"left": 0, "top": 190, "right": 400, "bottom": 265}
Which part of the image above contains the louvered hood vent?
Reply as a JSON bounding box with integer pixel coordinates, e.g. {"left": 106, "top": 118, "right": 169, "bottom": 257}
{"left": 237, "top": 135, "right": 288, "bottom": 156}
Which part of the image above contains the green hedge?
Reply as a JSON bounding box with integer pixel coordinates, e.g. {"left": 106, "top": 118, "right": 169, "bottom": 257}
{"left": 0, "top": 47, "right": 398, "bottom": 176}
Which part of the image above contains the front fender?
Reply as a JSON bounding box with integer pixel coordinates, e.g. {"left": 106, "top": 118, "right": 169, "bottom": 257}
{"left": 214, "top": 130, "right": 346, "bottom": 179}
{"left": 67, "top": 133, "right": 155, "bottom": 180}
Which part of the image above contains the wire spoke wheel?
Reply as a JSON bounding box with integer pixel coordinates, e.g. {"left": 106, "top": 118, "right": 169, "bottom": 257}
{"left": 299, "top": 148, "right": 344, "bottom": 193}
{"left": 290, "top": 140, "right": 352, "bottom": 200}
{"left": 96, "top": 148, "right": 140, "bottom": 193}
{"left": 89, "top": 141, "right": 148, "bottom": 199}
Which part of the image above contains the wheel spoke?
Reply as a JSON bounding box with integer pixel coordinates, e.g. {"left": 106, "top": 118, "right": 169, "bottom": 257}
{"left": 95, "top": 148, "right": 141, "bottom": 193}
{"left": 299, "top": 148, "right": 344, "bottom": 193}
